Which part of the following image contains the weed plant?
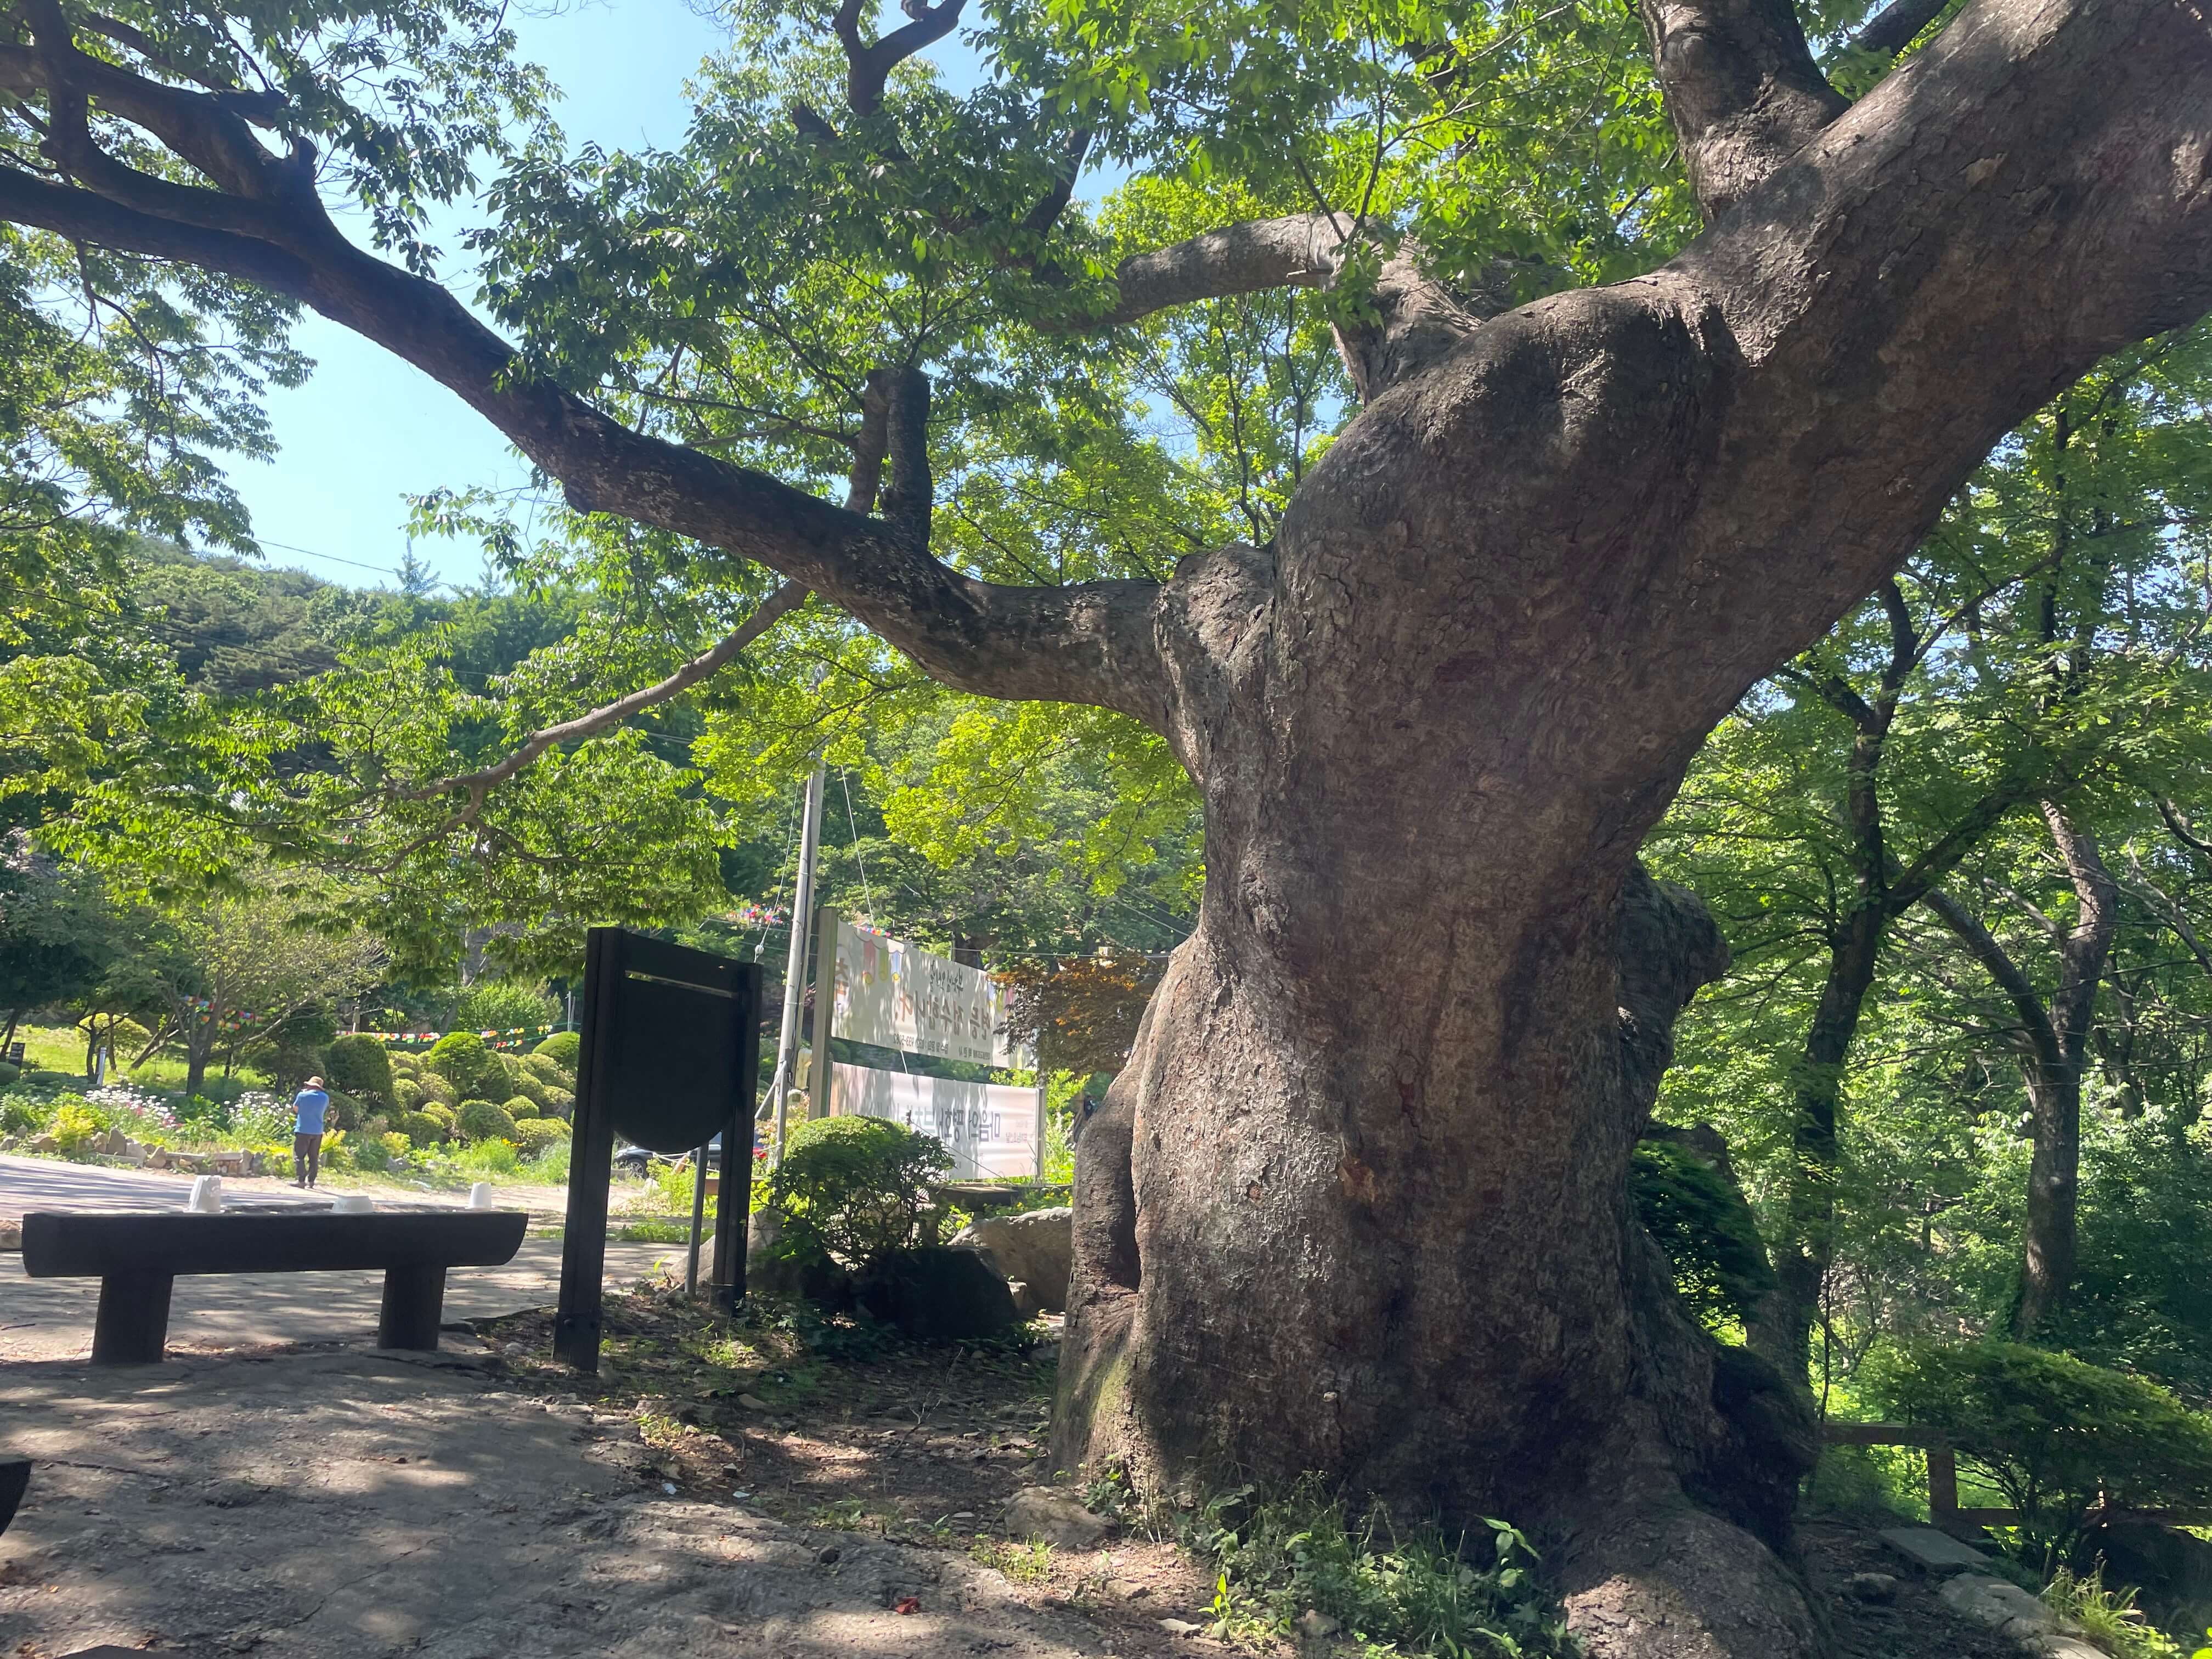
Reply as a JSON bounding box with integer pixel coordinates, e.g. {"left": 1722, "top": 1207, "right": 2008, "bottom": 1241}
{"left": 1176, "top": 1477, "right": 1580, "bottom": 1658}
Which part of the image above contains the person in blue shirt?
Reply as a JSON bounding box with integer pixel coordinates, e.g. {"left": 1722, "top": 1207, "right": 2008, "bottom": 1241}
{"left": 292, "top": 1076, "right": 330, "bottom": 1189}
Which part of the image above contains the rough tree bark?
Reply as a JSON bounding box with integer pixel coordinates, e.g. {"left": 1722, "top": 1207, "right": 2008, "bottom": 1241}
{"left": 1924, "top": 800, "right": 2119, "bottom": 1337}
{"left": 5, "top": 0, "right": 2212, "bottom": 1651}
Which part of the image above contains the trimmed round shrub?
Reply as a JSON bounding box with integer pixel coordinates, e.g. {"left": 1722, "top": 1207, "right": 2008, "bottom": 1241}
{"left": 390, "top": 1076, "right": 423, "bottom": 1111}
{"left": 541, "top": 1085, "right": 574, "bottom": 1121}
{"left": 424, "top": 1032, "right": 506, "bottom": 1101}
{"left": 25, "top": 1069, "right": 83, "bottom": 1087}
{"left": 455, "top": 1098, "right": 521, "bottom": 1143}
{"left": 519, "top": 1051, "right": 568, "bottom": 1086}
{"left": 0, "top": 1059, "right": 21, "bottom": 1088}
{"left": 389, "top": 1051, "right": 420, "bottom": 1075}
{"left": 534, "top": 1030, "right": 580, "bottom": 1068}
{"left": 514, "top": 1118, "right": 568, "bottom": 1154}
{"left": 503, "top": 1095, "right": 540, "bottom": 1121}
{"left": 323, "top": 1035, "right": 393, "bottom": 1106}
{"left": 321, "top": 1087, "right": 365, "bottom": 1132}
{"left": 768, "top": 1116, "right": 952, "bottom": 1269}
{"left": 420, "top": 1102, "right": 456, "bottom": 1133}
{"left": 396, "top": 1111, "right": 445, "bottom": 1149}
{"left": 505, "top": 1068, "right": 551, "bottom": 1109}
{"left": 414, "top": 1071, "right": 457, "bottom": 1108}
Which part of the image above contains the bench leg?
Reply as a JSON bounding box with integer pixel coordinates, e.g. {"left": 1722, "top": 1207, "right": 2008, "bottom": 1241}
{"left": 91, "top": 1273, "right": 173, "bottom": 1364}
{"left": 378, "top": 1265, "right": 447, "bottom": 1350}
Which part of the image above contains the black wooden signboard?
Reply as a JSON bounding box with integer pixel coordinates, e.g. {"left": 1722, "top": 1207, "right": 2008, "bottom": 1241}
{"left": 554, "top": 927, "right": 762, "bottom": 1371}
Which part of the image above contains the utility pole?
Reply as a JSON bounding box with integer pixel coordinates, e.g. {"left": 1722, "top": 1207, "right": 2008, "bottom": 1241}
{"left": 766, "top": 764, "right": 826, "bottom": 1167}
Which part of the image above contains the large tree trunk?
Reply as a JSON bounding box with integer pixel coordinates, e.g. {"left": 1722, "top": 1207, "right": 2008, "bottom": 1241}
{"left": 1060, "top": 831, "right": 1823, "bottom": 1650}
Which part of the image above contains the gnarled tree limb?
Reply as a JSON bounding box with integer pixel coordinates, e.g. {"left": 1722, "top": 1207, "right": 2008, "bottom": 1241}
{"left": 1635, "top": 0, "right": 1848, "bottom": 218}
{"left": 0, "top": 19, "right": 1171, "bottom": 731}
{"left": 1849, "top": 0, "right": 1954, "bottom": 59}
{"left": 832, "top": 0, "right": 967, "bottom": 116}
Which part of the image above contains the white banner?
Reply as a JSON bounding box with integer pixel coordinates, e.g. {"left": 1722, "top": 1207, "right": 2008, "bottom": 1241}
{"left": 830, "top": 1062, "right": 1039, "bottom": 1179}
{"left": 828, "top": 919, "right": 1029, "bottom": 1067}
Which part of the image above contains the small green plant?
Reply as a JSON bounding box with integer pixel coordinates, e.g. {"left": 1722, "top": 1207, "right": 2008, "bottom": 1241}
{"left": 767, "top": 1116, "right": 951, "bottom": 1269}
{"left": 455, "top": 1136, "right": 520, "bottom": 1175}
{"left": 502, "top": 1093, "right": 540, "bottom": 1121}
{"left": 973, "top": 1537, "right": 1053, "bottom": 1584}
{"left": 1186, "top": 1479, "right": 1579, "bottom": 1657}
{"left": 49, "top": 1099, "right": 105, "bottom": 1155}
{"left": 2045, "top": 1567, "right": 2187, "bottom": 1659}
{"left": 1858, "top": 1340, "right": 2212, "bottom": 1561}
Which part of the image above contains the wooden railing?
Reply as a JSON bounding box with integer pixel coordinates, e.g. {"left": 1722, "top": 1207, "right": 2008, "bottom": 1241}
{"left": 1823, "top": 1422, "right": 2212, "bottom": 1534}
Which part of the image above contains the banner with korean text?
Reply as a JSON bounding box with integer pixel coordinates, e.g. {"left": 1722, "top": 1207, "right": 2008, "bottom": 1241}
{"left": 828, "top": 1062, "right": 1040, "bottom": 1179}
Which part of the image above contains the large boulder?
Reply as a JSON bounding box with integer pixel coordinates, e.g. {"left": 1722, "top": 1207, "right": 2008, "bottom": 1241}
{"left": 951, "top": 1206, "right": 1072, "bottom": 1312}
{"left": 854, "top": 1246, "right": 1019, "bottom": 1340}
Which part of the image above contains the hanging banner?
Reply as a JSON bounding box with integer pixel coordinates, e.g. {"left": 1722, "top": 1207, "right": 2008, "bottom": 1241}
{"left": 830, "top": 1062, "right": 1039, "bottom": 1179}
{"left": 827, "top": 919, "right": 1029, "bottom": 1068}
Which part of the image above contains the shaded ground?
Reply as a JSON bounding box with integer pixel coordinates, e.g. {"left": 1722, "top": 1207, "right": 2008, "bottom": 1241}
{"left": 0, "top": 1279, "right": 2056, "bottom": 1659}
{"left": 1797, "top": 1520, "right": 2025, "bottom": 1659}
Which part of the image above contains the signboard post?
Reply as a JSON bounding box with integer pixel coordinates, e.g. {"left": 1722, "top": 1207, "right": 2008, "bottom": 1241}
{"left": 555, "top": 928, "right": 761, "bottom": 1373}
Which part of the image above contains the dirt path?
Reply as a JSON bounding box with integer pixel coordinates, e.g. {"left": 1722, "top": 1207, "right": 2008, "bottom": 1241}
{"left": 0, "top": 1341, "right": 1169, "bottom": 1659}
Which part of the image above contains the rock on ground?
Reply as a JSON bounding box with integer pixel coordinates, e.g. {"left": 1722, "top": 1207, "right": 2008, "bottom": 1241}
{"left": 952, "top": 1209, "right": 1072, "bottom": 1312}
{"left": 1002, "top": 1487, "right": 1111, "bottom": 1550}
{"left": 0, "top": 1346, "right": 1113, "bottom": 1659}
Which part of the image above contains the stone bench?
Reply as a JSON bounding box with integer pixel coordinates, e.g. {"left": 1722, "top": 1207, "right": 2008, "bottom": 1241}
{"left": 20, "top": 1207, "right": 528, "bottom": 1363}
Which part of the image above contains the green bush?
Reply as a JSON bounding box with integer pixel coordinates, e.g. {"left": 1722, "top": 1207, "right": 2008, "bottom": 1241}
{"left": 533, "top": 1030, "right": 580, "bottom": 1068}
{"left": 321, "top": 1086, "right": 365, "bottom": 1132}
{"left": 1, "top": 1097, "right": 40, "bottom": 1134}
{"left": 519, "top": 1051, "right": 567, "bottom": 1086}
{"left": 323, "top": 1035, "right": 393, "bottom": 1106}
{"left": 456, "top": 1136, "right": 519, "bottom": 1175}
{"left": 50, "top": 1100, "right": 104, "bottom": 1155}
{"left": 455, "top": 979, "right": 560, "bottom": 1032}
{"left": 397, "top": 1110, "right": 447, "bottom": 1149}
{"left": 1858, "top": 1340, "right": 2212, "bottom": 1558}
{"left": 514, "top": 1118, "right": 568, "bottom": 1154}
{"left": 0, "top": 1059, "right": 19, "bottom": 1088}
{"left": 388, "top": 1051, "right": 419, "bottom": 1076}
{"left": 424, "top": 1032, "right": 506, "bottom": 1101}
{"left": 768, "top": 1116, "right": 951, "bottom": 1269}
{"left": 503, "top": 1094, "right": 540, "bottom": 1121}
{"left": 415, "top": 1071, "right": 456, "bottom": 1108}
{"left": 25, "top": 1068, "right": 83, "bottom": 1087}
{"left": 420, "top": 1102, "right": 456, "bottom": 1132}
{"left": 391, "top": 1076, "right": 423, "bottom": 1111}
{"left": 540, "top": 1085, "right": 574, "bottom": 1120}
{"left": 1631, "top": 1140, "right": 1776, "bottom": 1331}
{"left": 504, "top": 1068, "right": 550, "bottom": 1109}
{"left": 455, "top": 1098, "right": 521, "bottom": 1143}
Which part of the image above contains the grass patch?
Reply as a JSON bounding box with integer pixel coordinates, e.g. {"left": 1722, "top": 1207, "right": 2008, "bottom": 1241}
{"left": 2045, "top": 1567, "right": 2199, "bottom": 1659}
{"left": 973, "top": 1537, "right": 1053, "bottom": 1584}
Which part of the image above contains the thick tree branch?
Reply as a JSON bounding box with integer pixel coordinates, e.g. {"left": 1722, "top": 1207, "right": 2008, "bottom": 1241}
{"left": 408, "top": 579, "right": 810, "bottom": 814}
{"left": 1060, "top": 212, "right": 1353, "bottom": 330}
{"left": 877, "top": 366, "right": 932, "bottom": 540}
{"left": 0, "top": 50, "right": 1170, "bottom": 729}
{"left": 1921, "top": 886, "right": 2062, "bottom": 1063}
{"left": 1849, "top": 0, "right": 1953, "bottom": 59}
{"left": 1637, "top": 0, "right": 1848, "bottom": 218}
{"left": 833, "top": 0, "right": 967, "bottom": 117}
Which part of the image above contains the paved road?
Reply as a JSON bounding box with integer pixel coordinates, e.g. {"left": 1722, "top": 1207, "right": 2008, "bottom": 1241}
{"left": 0, "top": 1154, "right": 680, "bottom": 1361}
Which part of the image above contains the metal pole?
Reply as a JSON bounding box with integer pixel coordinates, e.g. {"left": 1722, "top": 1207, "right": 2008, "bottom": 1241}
{"left": 1034, "top": 1075, "right": 1049, "bottom": 1181}
{"left": 684, "top": 1141, "right": 709, "bottom": 1295}
{"left": 768, "top": 764, "right": 826, "bottom": 1167}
